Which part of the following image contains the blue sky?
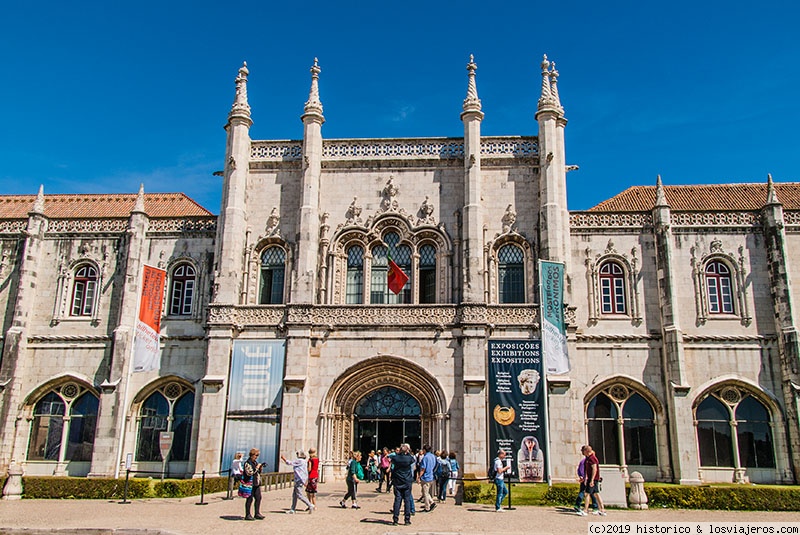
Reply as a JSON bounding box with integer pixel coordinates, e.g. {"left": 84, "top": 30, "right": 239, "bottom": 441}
{"left": 1, "top": 1, "right": 798, "bottom": 213}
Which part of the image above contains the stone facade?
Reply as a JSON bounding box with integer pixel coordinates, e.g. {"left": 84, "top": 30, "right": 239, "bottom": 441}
{"left": 1, "top": 56, "right": 798, "bottom": 485}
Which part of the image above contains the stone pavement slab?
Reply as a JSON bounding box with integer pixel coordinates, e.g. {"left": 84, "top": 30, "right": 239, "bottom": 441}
{"left": 0, "top": 481, "right": 798, "bottom": 535}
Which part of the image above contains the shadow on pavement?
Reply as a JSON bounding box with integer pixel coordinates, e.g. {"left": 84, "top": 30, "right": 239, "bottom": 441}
{"left": 360, "top": 518, "right": 395, "bottom": 525}
{"left": 219, "top": 515, "right": 243, "bottom": 521}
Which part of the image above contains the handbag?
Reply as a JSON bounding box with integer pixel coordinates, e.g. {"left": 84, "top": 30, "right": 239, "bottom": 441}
{"left": 238, "top": 480, "right": 253, "bottom": 498}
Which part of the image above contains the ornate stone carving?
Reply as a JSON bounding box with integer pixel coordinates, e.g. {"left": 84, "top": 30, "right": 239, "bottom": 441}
{"left": 416, "top": 196, "right": 436, "bottom": 225}
{"left": 569, "top": 212, "right": 652, "bottom": 229}
{"left": 265, "top": 207, "right": 281, "bottom": 236}
{"left": 344, "top": 197, "right": 363, "bottom": 226}
{"left": 147, "top": 217, "right": 217, "bottom": 234}
{"left": 0, "top": 220, "right": 26, "bottom": 234}
{"left": 379, "top": 176, "right": 400, "bottom": 213}
{"left": 583, "top": 244, "right": 642, "bottom": 325}
{"left": 690, "top": 240, "right": 751, "bottom": 326}
{"left": 501, "top": 204, "right": 517, "bottom": 233}
{"left": 250, "top": 136, "right": 538, "bottom": 162}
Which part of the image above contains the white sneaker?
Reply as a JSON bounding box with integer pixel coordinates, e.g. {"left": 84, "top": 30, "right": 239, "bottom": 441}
{"left": 495, "top": 508, "right": 505, "bottom": 512}
{"left": 592, "top": 510, "right": 607, "bottom": 516}
{"left": 576, "top": 510, "right": 588, "bottom": 516}
{"left": 286, "top": 509, "right": 295, "bottom": 514}
{"left": 307, "top": 504, "right": 315, "bottom": 513}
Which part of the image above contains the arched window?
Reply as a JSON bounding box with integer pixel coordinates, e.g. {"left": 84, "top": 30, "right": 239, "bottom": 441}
{"left": 587, "top": 393, "right": 619, "bottom": 464}
{"left": 696, "top": 391, "right": 775, "bottom": 469}
{"left": 259, "top": 247, "right": 285, "bottom": 304}
{"left": 346, "top": 246, "right": 364, "bottom": 304}
{"left": 169, "top": 263, "right": 196, "bottom": 316}
{"left": 696, "top": 396, "right": 734, "bottom": 467}
{"left": 587, "top": 387, "right": 657, "bottom": 466}
{"left": 498, "top": 244, "right": 524, "bottom": 303}
{"left": 71, "top": 265, "right": 98, "bottom": 316}
{"left": 705, "top": 261, "right": 734, "bottom": 314}
{"left": 355, "top": 387, "right": 421, "bottom": 418}
{"left": 370, "top": 232, "right": 411, "bottom": 304}
{"left": 136, "top": 383, "right": 195, "bottom": 462}
{"left": 599, "top": 261, "right": 626, "bottom": 314}
{"left": 735, "top": 397, "right": 775, "bottom": 468}
{"left": 419, "top": 244, "right": 437, "bottom": 304}
{"left": 622, "top": 394, "right": 657, "bottom": 465}
{"left": 27, "top": 387, "right": 99, "bottom": 463}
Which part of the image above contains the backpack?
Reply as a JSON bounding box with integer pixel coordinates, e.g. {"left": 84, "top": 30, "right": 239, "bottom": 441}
{"left": 488, "top": 458, "right": 499, "bottom": 480}
{"left": 440, "top": 459, "right": 451, "bottom": 478}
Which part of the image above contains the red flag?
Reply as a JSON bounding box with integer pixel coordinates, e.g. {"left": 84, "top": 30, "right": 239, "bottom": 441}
{"left": 387, "top": 252, "right": 409, "bottom": 295}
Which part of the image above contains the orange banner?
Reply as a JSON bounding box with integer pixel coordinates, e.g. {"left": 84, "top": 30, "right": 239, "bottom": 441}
{"left": 139, "top": 265, "right": 166, "bottom": 332}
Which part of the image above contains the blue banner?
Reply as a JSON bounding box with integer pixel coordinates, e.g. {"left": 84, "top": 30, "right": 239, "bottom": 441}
{"left": 540, "top": 260, "right": 570, "bottom": 375}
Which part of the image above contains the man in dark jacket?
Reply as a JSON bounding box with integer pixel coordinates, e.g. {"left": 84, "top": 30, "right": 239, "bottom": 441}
{"left": 391, "top": 443, "right": 416, "bottom": 526}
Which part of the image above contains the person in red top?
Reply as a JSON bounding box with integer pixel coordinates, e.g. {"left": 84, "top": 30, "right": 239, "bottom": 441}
{"left": 582, "top": 445, "right": 607, "bottom": 516}
{"left": 306, "top": 447, "right": 320, "bottom": 507}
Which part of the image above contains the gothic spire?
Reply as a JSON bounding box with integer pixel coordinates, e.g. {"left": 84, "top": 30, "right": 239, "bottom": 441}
{"left": 133, "top": 183, "right": 145, "bottom": 213}
{"left": 537, "top": 54, "right": 555, "bottom": 111}
{"left": 462, "top": 54, "right": 482, "bottom": 115}
{"left": 32, "top": 184, "right": 45, "bottom": 215}
{"left": 654, "top": 175, "right": 668, "bottom": 207}
{"left": 303, "top": 57, "right": 324, "bottom": 120}
{"left": 228, "top": 61, "right": 252, "bottom": 123}
{"left": 766, "top": 173, "right": 781, "bottom": 205}
{"left": 549, "top": 60, "right": 564, "bottom": 113}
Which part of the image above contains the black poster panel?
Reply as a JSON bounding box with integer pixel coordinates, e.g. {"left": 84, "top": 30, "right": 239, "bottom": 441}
{"left": 487, "top": 340, "right": 546, "bottom": 482}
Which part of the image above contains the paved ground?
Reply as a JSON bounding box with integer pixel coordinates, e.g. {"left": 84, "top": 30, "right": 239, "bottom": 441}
{"left": 1, "top": 480, "right": 798, "bottom": 534}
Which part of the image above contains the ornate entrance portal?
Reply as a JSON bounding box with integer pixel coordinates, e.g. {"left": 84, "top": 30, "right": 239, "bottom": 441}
{"left": 355, "top": 387, "right": 421, "bottom": 453}
{"left": 320, "top": 355, "right": 446, "bottom": 479}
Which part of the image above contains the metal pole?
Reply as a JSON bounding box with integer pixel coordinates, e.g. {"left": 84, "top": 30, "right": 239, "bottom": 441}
{"left": 225, "top": 468, "right": 234, "bottom": 500}
{"left": 196, "top": 470, "right": 208, "bottom": 505}
{"left": 119, "top": 469, "right": 131, "bottom": 504}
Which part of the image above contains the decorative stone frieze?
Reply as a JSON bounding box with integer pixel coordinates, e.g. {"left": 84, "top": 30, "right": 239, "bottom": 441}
{"left": 570, "top": 212, "right": 652, "bottom": 229}
{"left": 0, "top": 220, "right": 27, "bottom": 234}
{"left": 47, "top": 219, "right": 128, "bottom": 234}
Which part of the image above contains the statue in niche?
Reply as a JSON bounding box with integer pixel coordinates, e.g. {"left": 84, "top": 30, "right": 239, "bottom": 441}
{"left": 345, "top": 197, "right": 363, "bottom": 225}
{"left": 417, "top": 196, "right": 436, "bottom": 225}
{"left": 266, "top": 207, "right": 281, "bottom": 235}
{"left": 502, "top": 204, "right": 517, "bottom": 233}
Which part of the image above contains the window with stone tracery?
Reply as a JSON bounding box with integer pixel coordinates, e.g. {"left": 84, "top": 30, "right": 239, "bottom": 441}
{"left": 599, "top": 261, "right": 626, "bottom": 314}
{"left": 27, "top": 385, "right": 99, "bottom": 463}
{"left": 705, "top": 260, "right": 734, "bottom": 314}
{"left": 346, "top": 246, "right": 364, "bottom": 304}
{"left": 259, "top": 246, "right": 285, "bottom": 304}
{"left": 169, "top": 263, "right": 196, "bottom": 316}
{"left": 370, "top": 233, "right": 412, "bottom": 304}
{"left": 586, "top": 387, "right": 657, "bottom": 467}
{"left": 418, "top": 244, "right": 437, "bottom": 304}
{"left": 70, "top": 264, "right": 98, "bottom": 316}
{"left": 136, "top": 382, "right": 194, "bottom": 462}
{"left": 498, "top": 244, "right": 525, "bottom": 304}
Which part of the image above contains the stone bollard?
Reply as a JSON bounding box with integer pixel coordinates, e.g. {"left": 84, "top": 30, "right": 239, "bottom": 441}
{"left": 2, "top": 461, "right": 23, "bottom": 500}
{"left": 628, "top": 471, "right": 648, "bottom": 510}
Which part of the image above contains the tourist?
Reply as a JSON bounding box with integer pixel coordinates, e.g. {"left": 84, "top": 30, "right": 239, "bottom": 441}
{"left": 447, "top": 451, "right": 459, "bottom": 496}
{"left": 436, "top": 450, "right": 451, "bottom": 502}
{"left": 306, "top": 447, "right": 320, "bottom": 507}
{"left": 281, "top": 450, "right": 315, "bottom": 514}
{"left": 583, "top": 445, "right": 607, "bottom": 516}
{"left": 493, "top": 449, "right": 510, "bottom": 512}
{"left": 229, "top": 451, "right": 243, "bottom": 497}
{"left": 376, "top": 447, "right": 392, "bottom": 492}
{"left": 367, "top": 450, "right": 378, "bottom": 482}
{"left": 390, "top": 443, "right": 416, "bottom": 526}
{"left": 340, "top": 450, "right": 364, "bottom": 509}
{"left": 574, "top": 445, "right": 598, "bottom": 515}
{"left": 418, "top": 444, "right": 437, "bottom": 512}
{"left": 242, "top": 448, "right": 264, "bottom": 520}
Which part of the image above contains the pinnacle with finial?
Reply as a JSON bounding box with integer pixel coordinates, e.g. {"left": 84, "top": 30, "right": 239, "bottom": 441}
{"left": 654, "top": 174, "right": 668, "bottom": 207}
{"left": 549, "top": 60, "right": 563, "bottom": 112}
{"left": 133, "top": 183, "right": 145, "bottom": 213}
{"left": 228, "top": 61, "right": 251, "bottom": 123}
{"left": 462, "top": 53, "right": 482, "bottom": 116}
{"left": 537, "top": 54, "right": 557, "bottom": 112}
{"left": 32, "top": 184, "right": 45, "bottom": 214}
{"left": 303, "top": 57, "right": 324, "bottom": 119}
{"left": 766, "top": 173, "right": 781, "bottom": 205}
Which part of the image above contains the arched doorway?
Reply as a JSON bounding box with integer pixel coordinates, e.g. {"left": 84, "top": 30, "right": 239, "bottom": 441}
{"left": 355, "top": 387, "right": 421, "bottom": 453}
{"left": 320, "top": 355, "right": 446, "bottom": 479}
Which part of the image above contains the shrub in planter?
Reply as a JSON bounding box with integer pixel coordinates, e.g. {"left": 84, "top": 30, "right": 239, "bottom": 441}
{"left": 646, "top": 485, "right": 800, "bottom": 511}
{"left": 154, "top": 477, "right": 228, "bottom": 498}
{"left": 543, "top": 483, "right": 580, "bottom": 506}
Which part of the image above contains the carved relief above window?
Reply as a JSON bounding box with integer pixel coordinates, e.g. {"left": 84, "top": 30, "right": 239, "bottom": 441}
{"left": 329, "top": 212, "right": 451, "bottom": 305}
{"left": 584, "top": 240, "right": 641, "bottom": 325}
{"left": 690, "top": 240, "right": 751, "bottom": 326}
{"left": 486, "top": 234, "right": 534, "bottom": 304}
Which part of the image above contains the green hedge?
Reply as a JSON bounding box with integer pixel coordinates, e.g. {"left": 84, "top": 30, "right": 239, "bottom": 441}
{"left": 462, "top": 479, "right": 800, "bottom": 511}
{"left": 18, "top": 476, "right": 229, "bottom": 499}
{"left": 154, "top": 477, "right": 228, "bottom": 498}
{"left": 647, "top": 485, "right": 800, "bottom": 511}
{"left": 22, "top": 476, "right": 152, "bottom": 499}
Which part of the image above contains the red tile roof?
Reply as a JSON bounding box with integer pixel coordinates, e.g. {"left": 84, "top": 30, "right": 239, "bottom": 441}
{"left": 588, "top": 183, "right": 800, "bottom": 212}
{"left": 0, "top": 193, "right": 214, "bottom": 219}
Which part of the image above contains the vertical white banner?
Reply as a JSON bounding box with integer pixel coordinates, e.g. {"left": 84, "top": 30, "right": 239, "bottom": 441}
{"left": 539, "top": 260, "right": 570, "bottom": 375}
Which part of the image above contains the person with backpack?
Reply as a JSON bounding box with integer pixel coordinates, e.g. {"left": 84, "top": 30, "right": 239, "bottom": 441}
{"left": 491, "top": 449, "right": 511, "bottom": 512}
{"left": 447, "top": 451, "right": 460, "bottom": 496}
{"left": 340, "top": 450, "right": 364, "bottom": 509}
{"left": 390, "top": 443, "right": 417, "bottom": 526}
{"left": 436, "top": 450, "right": 451, "bottom": 502}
